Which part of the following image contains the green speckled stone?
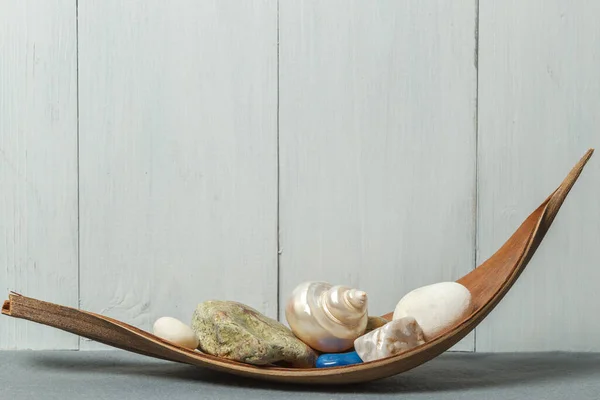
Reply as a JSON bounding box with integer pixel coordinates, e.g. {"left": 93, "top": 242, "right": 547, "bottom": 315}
{"left": 191, "top": 300, "right": 317, "bottom": 368}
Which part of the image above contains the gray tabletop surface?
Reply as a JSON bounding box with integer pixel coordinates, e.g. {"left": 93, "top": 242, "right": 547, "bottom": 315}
{"left": 2, "top": 351, "right": 599, "bottom": 399}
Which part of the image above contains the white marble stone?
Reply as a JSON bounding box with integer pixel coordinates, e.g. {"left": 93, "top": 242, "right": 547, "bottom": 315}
{"left": 393, "top": 281, "right": 472, "bottom": 340}
{"left": 354, "top": 317, "right": 425, "bottom": 362}
{"left": 153, "top": 316, "right": 199, "bottom": 350}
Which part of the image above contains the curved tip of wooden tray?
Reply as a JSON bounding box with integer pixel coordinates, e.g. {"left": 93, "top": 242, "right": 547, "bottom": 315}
{"left": 2, "top": 300, "right": 10, "bottom": 315}
{"left": 1, "top": 149, "right": 594, "bottom": 385}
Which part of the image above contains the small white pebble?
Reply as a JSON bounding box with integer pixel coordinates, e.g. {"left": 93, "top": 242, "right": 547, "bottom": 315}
{"left": 153, "top": 316, "right": 199, "bottom": 350}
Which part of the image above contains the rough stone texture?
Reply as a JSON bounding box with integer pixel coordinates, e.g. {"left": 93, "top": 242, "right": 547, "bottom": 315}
{"left": 365, "top": 316, "right": 389, "bottom": 333}
{"left": 191, "top": 300, "right": 317, "bottom": 368}
{"left": 355, "top": 316, "right": 426, "bottom": 362}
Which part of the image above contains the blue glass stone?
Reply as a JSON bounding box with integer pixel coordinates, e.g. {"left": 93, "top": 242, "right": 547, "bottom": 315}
{"left": 316, "top": 351, "right": 363, "bottom": 368}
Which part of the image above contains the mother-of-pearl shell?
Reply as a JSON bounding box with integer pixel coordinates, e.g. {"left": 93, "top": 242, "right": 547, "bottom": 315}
{"left": 285, "top": 281, "right": 368, "bottom": 353}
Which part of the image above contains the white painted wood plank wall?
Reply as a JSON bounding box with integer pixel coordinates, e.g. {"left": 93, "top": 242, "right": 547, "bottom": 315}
{"left": 0, "top": 0, "right": 599, "bottom": 352}
{"left": 0, "top": 0, "right": 79, "bottom": 349}
{"left": 78, "top": 0, "right": 278, "bottom": 349}
{"left": 476, "top": 0, "right": 600, "bottom": 351}
{"left": 278, "top": 0, "right": 477, "bottom": 351}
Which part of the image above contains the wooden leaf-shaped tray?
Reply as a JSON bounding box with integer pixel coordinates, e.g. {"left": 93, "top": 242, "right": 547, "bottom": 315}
{"left": 2, "top": 149, "right": 594, "bottom": 385}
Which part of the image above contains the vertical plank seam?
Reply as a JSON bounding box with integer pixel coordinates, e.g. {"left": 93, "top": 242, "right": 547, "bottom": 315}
{"left": 276, "top": 0, "right": 281, "bottom": 321}
{"left": 75, "top": 0, "right": 81, "bottom": 351}
{"left": 473, "top": 0, "right": 480, "bottom": 353}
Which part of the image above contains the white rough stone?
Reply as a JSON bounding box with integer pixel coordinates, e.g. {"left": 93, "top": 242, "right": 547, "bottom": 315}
{"left": 392, "top": 282, "right": 472, "bottom": 340}
{"left": 354, "top": 316, "right": 425, "bottom": 362}
{"left": 153, "top": 316, "right": 199, "bottom": 350}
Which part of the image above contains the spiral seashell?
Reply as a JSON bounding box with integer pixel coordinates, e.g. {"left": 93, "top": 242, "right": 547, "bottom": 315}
{"left": 285, "top": 281, "right": 369, "bottom": 353}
